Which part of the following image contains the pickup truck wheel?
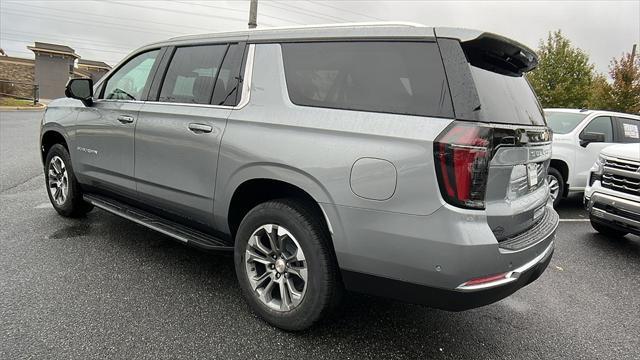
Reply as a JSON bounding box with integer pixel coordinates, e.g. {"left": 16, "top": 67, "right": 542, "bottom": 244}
{"left": 547, "top": 167, "right": 564, "bottom": 208}
{"left": 44, "top": 144, "right": 93, "bottom": 217}
{"left": 590, "top": 219, "right": 628, "bottom": 238}
{"left": 234, "top": 199, "right": 341, "bottom": 331}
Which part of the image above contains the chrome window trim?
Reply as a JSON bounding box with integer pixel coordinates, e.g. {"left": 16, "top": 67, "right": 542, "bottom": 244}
{"left": 92, "top": 44, "right": 256, "bottom": 110}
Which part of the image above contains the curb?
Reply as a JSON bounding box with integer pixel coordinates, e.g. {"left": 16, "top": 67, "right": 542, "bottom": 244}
{"left": 0, "top": 104, "right": 46, "bottom": 111}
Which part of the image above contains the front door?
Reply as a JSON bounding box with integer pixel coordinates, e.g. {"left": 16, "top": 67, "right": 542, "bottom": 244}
{"left": 575, "top": 116, "right": 616, "bottom": 188}
{"left": 134, "top": 43, "right": 245, "bottom": 227}
{"left": 74, "top": 49, "right": 162, "bottom": 197}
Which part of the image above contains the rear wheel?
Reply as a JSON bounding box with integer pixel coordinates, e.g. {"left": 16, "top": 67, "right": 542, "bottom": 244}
{"left": 547, "top": 167, "right": 564, "bottom": 208}
{"left": 45, "top": 144, "right": 93, "bottom": 217}
{"left": 590, "top": 219, "right": 628, "bottom": 238}
{"left": 234, "top": 199, "right": 341, "bottom": 331}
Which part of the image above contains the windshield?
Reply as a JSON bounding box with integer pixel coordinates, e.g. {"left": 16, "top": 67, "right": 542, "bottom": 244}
{"left": 544, "top": 111, "right": 587, "bottom": 134}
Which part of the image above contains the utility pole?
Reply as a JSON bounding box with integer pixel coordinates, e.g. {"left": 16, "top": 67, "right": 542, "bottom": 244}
{"left": 631, "top": 44, "right": 637, "bottom": 64}
{"left": 248, "top": 0, "right": 258, "bottom": 29}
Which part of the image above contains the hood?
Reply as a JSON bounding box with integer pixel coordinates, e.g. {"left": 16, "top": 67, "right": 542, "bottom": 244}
{"left": 601, "top": 143, "right": 640, "bottom": 162}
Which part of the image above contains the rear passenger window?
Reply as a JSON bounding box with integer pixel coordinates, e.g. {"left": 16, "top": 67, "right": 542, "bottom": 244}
{"left": 211, "top": 43, "right": 245, "bottom": 106}
{"left": 616, "top": 117, "right": 640, "bottom": 143}
{"left": 159, "top": 45, "right": 227, "bottom": 104}
{"left": 281, "top": 42, "right": 453, "bottom": 118}
{"left": 581, "top": 116, "right": 613, "bottom": 142}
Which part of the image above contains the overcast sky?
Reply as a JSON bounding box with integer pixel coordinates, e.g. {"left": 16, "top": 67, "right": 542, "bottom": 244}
{"left": 1, "top": 0, "right": 638, "bottom": 75}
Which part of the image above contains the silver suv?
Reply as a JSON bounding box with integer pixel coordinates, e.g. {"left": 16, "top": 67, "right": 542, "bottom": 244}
{"left": 41, "top": 23, "right": 558, "bottom": 330}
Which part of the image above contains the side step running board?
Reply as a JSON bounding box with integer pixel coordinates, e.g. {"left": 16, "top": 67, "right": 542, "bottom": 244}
{"left": 84, "top": 194, "right": 233, "bottom": 251}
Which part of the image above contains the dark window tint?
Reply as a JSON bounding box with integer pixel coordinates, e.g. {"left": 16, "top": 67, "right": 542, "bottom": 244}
{"left": 212, "top": 44, "right": 245, "bottom": 106}
{"left": 159, "top": 45, "right": 226, "bottom": 104}
{"left": 469, "top": 66, "right": 545, "bottom": 125}
{"left": 544, "top": 111, "right": 588, "bottom": 134}
{"left": 102, "top": 50, "right": 159, "bottom": 100}
{"left": 581, "top": 116, "right": 613, "bottom": 142}
{"left": 616, "top": 117, "right": 640, "bottom": 143}
{"left": 281, "top": 42, "right": 453, "bottom": 118}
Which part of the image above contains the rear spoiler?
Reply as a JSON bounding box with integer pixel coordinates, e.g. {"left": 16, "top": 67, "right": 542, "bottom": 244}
{"left": 435, "top": 28, "right": 538, "bottom": 76}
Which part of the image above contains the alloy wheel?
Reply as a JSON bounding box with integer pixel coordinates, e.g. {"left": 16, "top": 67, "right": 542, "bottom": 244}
{"left": 244, "top": 224, "right": 308, "bottom": 312}
{"left": 48, "top": 155, "right": 69, "bottom": 206}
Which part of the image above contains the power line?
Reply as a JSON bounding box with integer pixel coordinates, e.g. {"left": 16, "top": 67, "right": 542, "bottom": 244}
{"left": 263, "top": 1, "right": 351, "bottom": 23}
{"left": 307, "top": 1, "right": 386, "bottom": 21}
{"left": 176, "top": 0, "right": 304, "bottom": 26}
{"left": 0, "top": 8, "right": 178, "bottom": 37}
{"left": 1, "top": 30, "right": 140, "bottom": 51}
{"left": 3, "top": 2, "right": 226, "bottom": 34}
{"left": 1, "top": 36, "right": 129, "bottom": 55}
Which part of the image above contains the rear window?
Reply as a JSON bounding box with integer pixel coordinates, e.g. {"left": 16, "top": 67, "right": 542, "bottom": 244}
{"left": 544, "top": 111, "right": 587, "bottom": 134}
{"left": 470, "top": 67, "right": 545, "bottom": 126}
{"left": 281, "top": 41, "right": 453, "bottom": 118}
{"left": 437, "top": 37, "right": 545, "bottom": 126}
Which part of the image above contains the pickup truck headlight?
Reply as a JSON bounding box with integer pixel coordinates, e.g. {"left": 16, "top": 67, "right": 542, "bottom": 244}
{"left": 589, "top": 155, "right": 604, "bottom": 186}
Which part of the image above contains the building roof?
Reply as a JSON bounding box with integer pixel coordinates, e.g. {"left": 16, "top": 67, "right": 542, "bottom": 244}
{"left": 27, "top": 42, "right": 79, "bottom": 58}
{"left": 78, "top": 59, "right": 111, "bottom": 70}
{"left": 0, "top": 55, "right": 35, "bottom": 65}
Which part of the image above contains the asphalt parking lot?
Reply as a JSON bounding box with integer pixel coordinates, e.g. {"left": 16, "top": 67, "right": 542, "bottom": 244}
{"left": 1, "top": 110, "right": 639, "bottom": 359}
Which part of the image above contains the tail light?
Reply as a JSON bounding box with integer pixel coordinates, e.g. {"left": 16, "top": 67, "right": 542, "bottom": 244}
{"left": 434, "top": 122, "right": 492, "bottom": 209}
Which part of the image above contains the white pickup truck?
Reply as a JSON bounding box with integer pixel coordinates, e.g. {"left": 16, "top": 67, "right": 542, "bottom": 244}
{"left": 546, "top": 109, "right": 640, "bottom": 207}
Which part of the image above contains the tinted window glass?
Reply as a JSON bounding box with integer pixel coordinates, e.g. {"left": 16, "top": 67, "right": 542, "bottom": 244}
{"left": 212, "top": 43, "right": 244, "bottom": 106}
{"left": 281, "top": 42, "right": 453, "bottom": 118}
{"left": 102, "top": 50, "right": 159, "bottom": 100}
{"left": 617, "top": 117, "right": 640, "bottom": 143}
{"left": 545, "top": 111, "right": 587, "bottom": 134}
{"left": 582, "top": 116, "right": 613, "bottom": 142}
{"left": 469, "top": 66, "right": 545, "bottom": 125}
{"left": 159, "top": 45, "right": 226, "bottom": 104}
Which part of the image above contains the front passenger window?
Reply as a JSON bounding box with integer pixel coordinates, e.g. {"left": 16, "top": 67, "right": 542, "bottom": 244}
{"left": 581, "top": 116, "right": 613, "bottom": 142}
{"left": 102, "top": 50, "right": 160, "bottom": 101}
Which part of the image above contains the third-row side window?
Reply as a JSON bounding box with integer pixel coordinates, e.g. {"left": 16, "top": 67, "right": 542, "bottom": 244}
{"left": 281, "top": 41, "right": 454, "bottom": 118}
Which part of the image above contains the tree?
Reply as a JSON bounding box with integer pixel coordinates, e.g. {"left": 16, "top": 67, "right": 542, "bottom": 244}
{"left": 608, "top": 47, "right": 640, "bottom": 114}
{"left": 587, "top": 73, "right": 614, "bottom": 111}
{"left": 528, "top": 30, "right": 594, "bottom": 108}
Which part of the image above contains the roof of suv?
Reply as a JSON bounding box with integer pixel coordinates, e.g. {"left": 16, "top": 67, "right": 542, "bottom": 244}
{"left": 145, "top": 22, "right": 487, "bottom": 48}
{"left": 544, "top": 108, "right": 640, "bottom": 119}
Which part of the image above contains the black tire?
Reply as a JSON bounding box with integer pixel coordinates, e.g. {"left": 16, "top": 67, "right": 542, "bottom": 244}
{"left": 590, "top": 219, "right": 628, "bottom": 238}
{"left": 234, "top": 199, "right": 342, "bottom": 331}
{"left": 547, "top": 167, "right": 564, "bottom": 208}
{"left": 44, "top": 144, "right": 93, "bottom": 217}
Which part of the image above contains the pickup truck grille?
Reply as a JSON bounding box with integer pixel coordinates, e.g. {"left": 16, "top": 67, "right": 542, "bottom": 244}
{"left": 602, "top": 158, "right": 640, "bottom": 196}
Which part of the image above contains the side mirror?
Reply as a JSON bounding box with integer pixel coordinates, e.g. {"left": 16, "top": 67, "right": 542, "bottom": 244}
{"left": 579, "top": 132, "right": 605, "bottom": 147}
{"left": 65, "top": 78, "right": 93, "bottom": 106}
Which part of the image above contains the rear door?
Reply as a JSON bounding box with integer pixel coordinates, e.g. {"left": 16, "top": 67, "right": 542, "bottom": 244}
{"left": 134, "top": 42, "right": 246, "bottom": 227}
{"left": 74, "top": 49, "right": 162, "bottom": 197}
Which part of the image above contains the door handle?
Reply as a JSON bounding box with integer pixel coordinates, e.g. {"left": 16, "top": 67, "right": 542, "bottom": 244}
{"left": 188, "top": 123, "right": 213, "bottom": 133}
{"left": 117, "top": 115, "right": 135, "bottom": 124}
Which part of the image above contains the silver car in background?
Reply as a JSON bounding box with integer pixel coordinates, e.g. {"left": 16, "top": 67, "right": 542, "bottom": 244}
{"left": 40, "top": 23, "right": 558, "bottom": 330}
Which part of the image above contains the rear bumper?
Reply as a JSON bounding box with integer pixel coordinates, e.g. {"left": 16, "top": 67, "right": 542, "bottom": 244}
{"left": 343, "top": 241, "right": 554, "bottom": 311}
{"left": 323, "top": 201, "right": 558, "bottom": 310}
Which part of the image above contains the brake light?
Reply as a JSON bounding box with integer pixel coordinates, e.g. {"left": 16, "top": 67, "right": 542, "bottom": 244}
{"left": 434, "top": 122, "right": 492, "bottom": 209}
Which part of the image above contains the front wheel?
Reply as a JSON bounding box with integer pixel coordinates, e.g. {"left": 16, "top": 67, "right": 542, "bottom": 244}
{"left": 547, "top": 167, "right": 564, "bottom": 208}
{"left": 234, "top": 199, "right": 341, "bottom": 331}
{"left": 44, "top": 144, "right": 93, "bottom": 217}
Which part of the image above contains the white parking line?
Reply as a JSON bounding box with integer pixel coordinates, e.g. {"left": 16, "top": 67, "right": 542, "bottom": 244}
{"left": 35, "top": 202, "right": 52, "bottom": 209}
{"left": 559, "top": 218, "right": 590, "bottom": 222}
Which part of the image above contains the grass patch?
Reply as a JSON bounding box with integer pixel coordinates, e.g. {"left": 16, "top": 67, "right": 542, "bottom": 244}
{"left": 0, "top": 97, "right": 39, "bottom": 107}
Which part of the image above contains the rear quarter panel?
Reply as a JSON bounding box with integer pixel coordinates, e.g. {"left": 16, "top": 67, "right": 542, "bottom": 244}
{"left": 213, "top": 43, "right": 452, "bottom": 233}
